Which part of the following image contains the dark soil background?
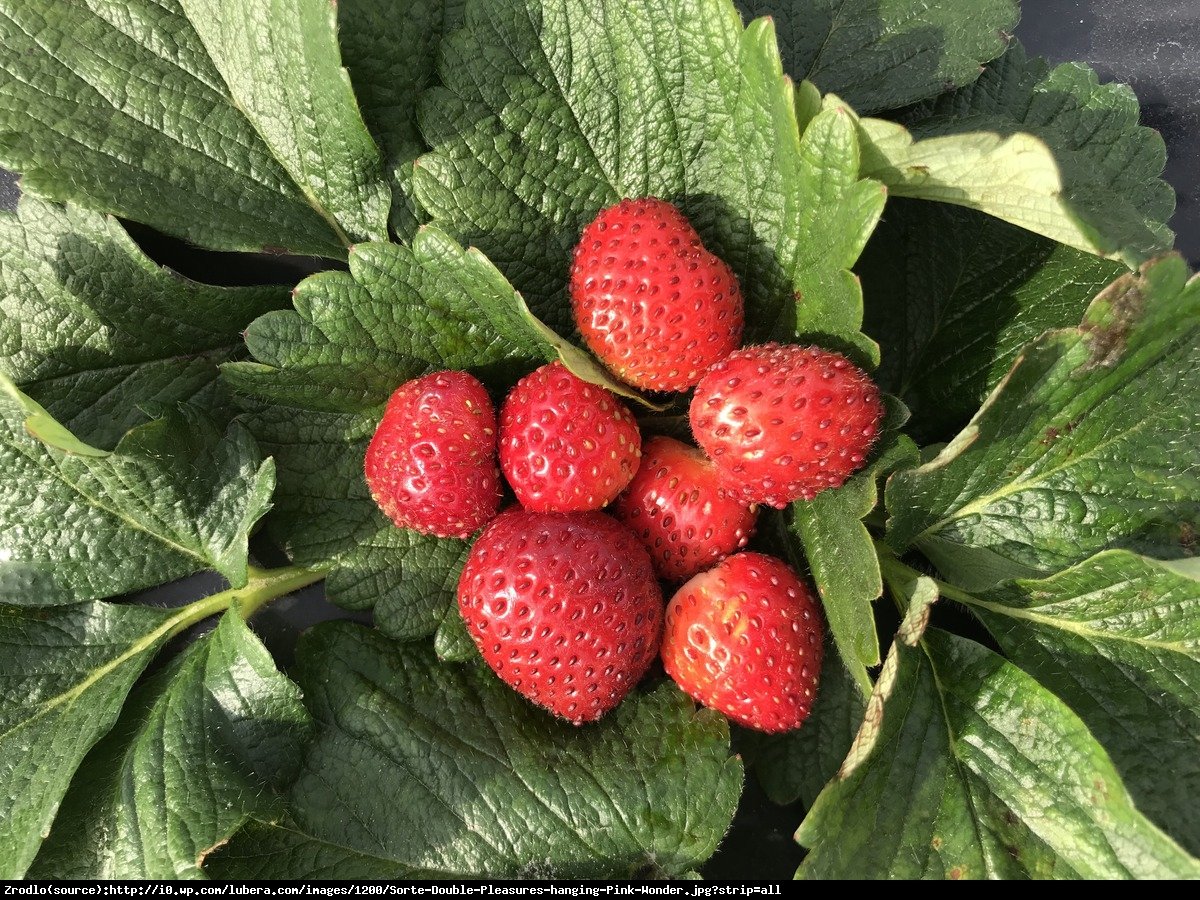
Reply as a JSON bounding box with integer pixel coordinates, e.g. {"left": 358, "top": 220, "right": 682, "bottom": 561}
{"left": 1, "top": 0, "right": 1196, "bottom": 880}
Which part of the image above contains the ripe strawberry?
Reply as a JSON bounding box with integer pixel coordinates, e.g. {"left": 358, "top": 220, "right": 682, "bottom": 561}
{"left": 689, "top": 343, "right": 884, "bottom": 507}
{"left": 570, "top": 198, "right": 743, "bottom": 392}
{"left": 499, "top": 361, "right": 641, "bottom": 512}
{"left": 457, "top": 508, "right": 663, "bottom": 724}
{"left": 364, "top": 370, "right": 500, "bottom": 539}
{"left": 661, "top": 552, "right": 823, "bottom": 733}
{"left": 612, "top": 435, "right": 757, "bottom": 581}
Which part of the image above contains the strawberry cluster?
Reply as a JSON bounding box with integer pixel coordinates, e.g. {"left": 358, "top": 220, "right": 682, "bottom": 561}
{"left": 365, "top": 198, "right": 883, "bottom": 732}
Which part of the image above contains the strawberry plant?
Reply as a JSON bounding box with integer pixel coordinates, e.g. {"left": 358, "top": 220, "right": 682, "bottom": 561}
{"left": 0, "top": 0, "right": 1197, "bottom": 881}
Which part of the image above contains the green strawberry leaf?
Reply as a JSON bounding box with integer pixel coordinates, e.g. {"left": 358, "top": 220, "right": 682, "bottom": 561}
{"left": 239, "top": 403, "right": 470, "bottom": 641}
{"left": 887, "top": 255, "right": 1200, "bottom": 591}
{"left": 337, "top": 0, "right": 466, "bottom": 235}
{"left": 861, "top": 42, "right": 1174, "bottom": 265}
{"left": 30, "top": 611, "right": 311, "bottom": 879}
{"left": 791, "top": 398, "right": 917, "bottom": 694}
{"left": 861, "top": 199, "right": 1124, "bottom": 442}
{"left": 945, "top": 551, "right": 1200, "bottom": 855}
{"left": 0, "top": 0, "right": 384, "bottom": 256}
{"left": 415, "top": 0, "right": 885, "bottom": 354}
{"left": 0, "top": 378, "right": 274, "bottom": 604}
{"left": 735, "top": 0, "right": 1018, "bottom": 114}
{"left": 206, "top": 623, "right": 742, "bottom": 879}
{"left": 0, "top": 599, "right": 212, "bottom": 879}
{"left": 434, "top": 603, "right": 479, "bottom": 663}
{"left": 224, "top": 226, "right": 650, "bottom": 412}
{"left": 0, "top": 196, "right": 288, "bottom": 448}
{"left": 796, "top": 577, "right": 1200, "bottom": 879}
{"left": 178, "top": 0, "right": 390, "bottom": 244}
{"left": 740, "top": 646, "right": 866, "bottom": 807}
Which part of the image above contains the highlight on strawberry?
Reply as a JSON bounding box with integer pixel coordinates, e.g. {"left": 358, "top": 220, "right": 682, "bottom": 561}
{"left": 364, "top": 370, "right": 501, "bottom": 539}
{"left": 662, "top": 552, "right": 825, "bottom": 733}
{"left": 690, "top": 343, "right": 885, "bottom": 507}
{"left": 570, "top": 198, "right": 744, "bottom": 392}
{"left": 613, "top": 435, "right": 757, "bottom": 581}
{"left": 499, "top": 361, "right": 641, "bottom": 512}
{"left": 457, "top": 508, "right": 663, "bottom": 724}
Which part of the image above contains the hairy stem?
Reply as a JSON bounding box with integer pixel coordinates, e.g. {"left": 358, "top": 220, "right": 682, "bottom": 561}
{"left": 169, "top": 564, "right": 329, "bottom": 636}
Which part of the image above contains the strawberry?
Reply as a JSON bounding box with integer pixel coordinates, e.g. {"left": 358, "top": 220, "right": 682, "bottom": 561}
{"left": 689, "top": 343, "right": 884, "bottom": 507}
{"left": 364, "top": 370, "right": 500, "bottom": 539}
{"left": 570, "top": 198, "right": 743, "bottom": 392}
{"left": 612, "top": 435, "right": 757, "bottom": 581}
{"left": 661, "top": 552, "right": 823, "bottom": 733}
{"left": 457, "top": 508, "right": 663, "bottom": 724}
{"left": 499, "top": 361, "right": 641, "bottom": 512}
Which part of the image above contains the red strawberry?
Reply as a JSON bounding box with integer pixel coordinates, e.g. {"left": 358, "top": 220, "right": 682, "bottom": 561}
{"left": 689, "top": 343, "right": 884, "bottom": 507}
{"left": 612, "top": 435, "right": 757, "bottom": 581}
{"left": 570, "top": 198, "right": 743, "bottom": 392}
{"left": 364, "top": 371, "right": 500, "bottom": 538}
{"left": 457, "top": 508, "right": 663, "bottom": 724}
{"left": 499, "top": 361, "right": 641, "bottom": 512}
{"left": 661, "top": 552, "right": 823, "bottom": 733}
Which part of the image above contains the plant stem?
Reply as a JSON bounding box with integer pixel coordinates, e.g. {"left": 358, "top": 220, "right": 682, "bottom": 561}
{"left": 167, "top": 564, "right": 329, "bottom": 638}
{"left": 872, "top": 540, "right": 978, "bottom": 610}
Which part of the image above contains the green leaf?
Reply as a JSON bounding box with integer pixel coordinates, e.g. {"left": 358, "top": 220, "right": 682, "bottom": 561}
{"left": 740, "top": 647, "right": 866, "bottom": 807}
{"left": 30, "top": 612, "right": 311, "bottom": 879}
{"left": 434, "top": 603, "right": 479, "bottom": 663}
{"left": 415, "top": 0, "right": 884, "bottom": 352}
{"left": 239, "top": 403, "right": 470, "bottom": 640}
{"left": 337, "top": 0, "right": 466, "bottom": 234}
{"left": 225, "top": 226, "right": 647, "bottom": 412}
{"left": 0, "top": 196, "right": 288, "bottom": 448}
{"left": 178, "top": 0, "right": 390, "bottom": 245}
{"left": 950, "top": 551, "right": 1200, "bottom": 855}
{"left": 797, "top": 579, "right": 1199, "bottom": 879}
{"left": 1, "top": 379, "right": 274, "bottom": 604}
{"left": 0, "top": 0, "right": 349, "bottom": 256}
{"left": 735, "top": 1, "right": 1018, "bottom": 114}
{"left": 887, "top": 255, "right": 1200, "bottom": 591}
{"left": 791, "top": 400, "right": 917, "bottom": 694}
{"left": 0, "top": 600, "right": 195, "bottom": 878}
{"left": 860, "top": 199, "right": 1125, "bottom": 442}
{"left": 207, "top": 623, "right": 743, "bottom": 878}
{"left": 874, "top": 42, "right": 1174, "bottom": 265}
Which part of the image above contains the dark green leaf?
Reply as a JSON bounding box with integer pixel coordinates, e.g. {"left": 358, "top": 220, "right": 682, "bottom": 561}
{"left": 1, "top": 379, "right": 274, "bottom": 604}
{"left": 741, "top": 647, "right": 865, "bottom": 807}
{"left": 207, "top": 623, "right": 743, "bottom": 878}
{"left": 434, "top": 603, "right": 480, "bottom": 663}
{"left": 955, "top": 551, "right": 1200, "bottom": 855}
{"left": 887, "top": 255, "right": 1200, "bottom": 591}
{"left": 861, "top": 200, "right": 1125, "bottom": 442}
{"left": 30, "top": 612, "right": 311, "bottom": 878}
{"left": 338, "top": 0, "right": 467, "bottom": 234}
{"left": 0, "top": 600, "right": 194, "bottom": 878}
{"left": 791, "top": 401, "right": 917, "bottom": 693}
{"left": 0, "top": 196, "right": 288, "bottom": 447}
{"left": 736, "top": 0, "right": 1018, "bottom": 114}
{"left": 178, "top": 0, "right": 391, "bottom": 244}
{"left": 415, "top": 0, "right": 884, "bottom": 353}
{"left": 0, "top": 0, "right": 347, "bottom": 256}
{"left": 797, "top": 580, "right": 1199, "bottom": 879}
{"left": 894, "top": 42, "right": 1175, "bottom": 265}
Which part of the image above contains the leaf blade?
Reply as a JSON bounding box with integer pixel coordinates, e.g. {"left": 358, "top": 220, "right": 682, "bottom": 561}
{"left": 30, "top": 612, "right": 311, "bottom": 879}
{"left": 207, "top": 623, "right": 743, "bottom": 878}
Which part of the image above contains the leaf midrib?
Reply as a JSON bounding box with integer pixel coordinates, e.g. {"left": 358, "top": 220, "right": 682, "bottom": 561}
{"left": 9, "top": 436, "right": 210, "bottom": 568}
{"left": 0, "top": 595, "right": 223, "bottom": 745}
